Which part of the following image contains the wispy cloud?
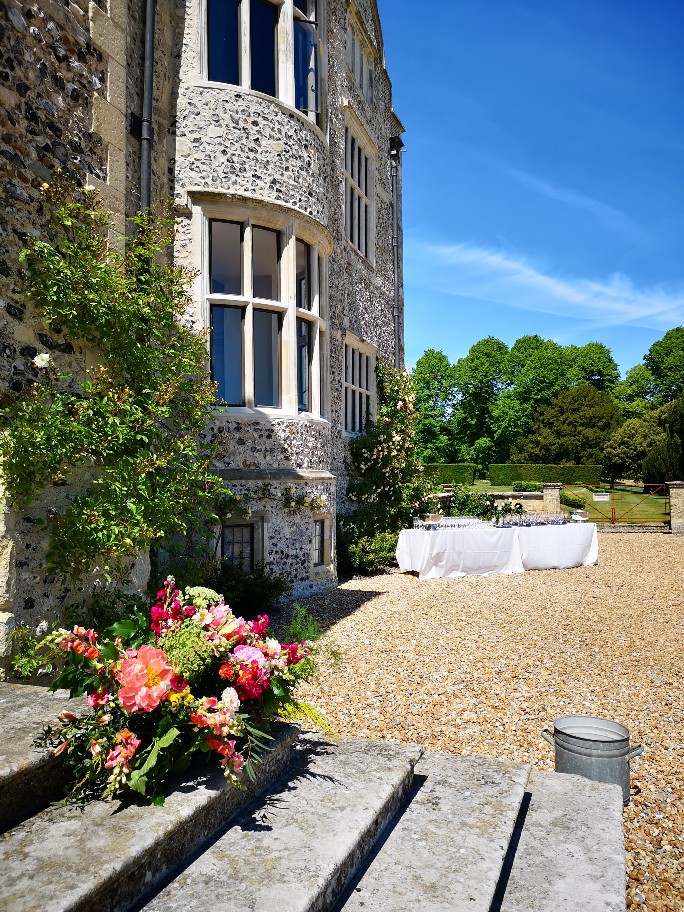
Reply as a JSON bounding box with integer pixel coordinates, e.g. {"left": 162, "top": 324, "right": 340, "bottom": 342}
{"left": 407, "top": 240, "right": 684, "bottom": 332}
{"left": 506, "top": 168, "right": 644, "bottom": 240}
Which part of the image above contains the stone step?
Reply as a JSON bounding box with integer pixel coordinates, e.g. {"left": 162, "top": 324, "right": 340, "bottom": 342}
{"left": 0, "top": 724, "right": 298, "bottom": 912}
{"left": 0, "top": 683, "right": 87, "bottom": 831}
{"left": 496, "top": 770, "right": 626, "bottom": 912}
{"left": 335, "top": 752, "right": 530, "bottom": 912}
{"left": 138, "top": 735, "right": 422, "bottom": 912}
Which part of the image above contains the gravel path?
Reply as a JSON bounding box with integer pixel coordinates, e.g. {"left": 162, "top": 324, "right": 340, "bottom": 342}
{"left": 294, "top": 533, "right": 684, "bottom": 911}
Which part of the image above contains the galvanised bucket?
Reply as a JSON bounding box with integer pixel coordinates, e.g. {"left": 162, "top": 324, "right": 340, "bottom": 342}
{"left": 542, "top": 715, "right": 643, "bottom": 805}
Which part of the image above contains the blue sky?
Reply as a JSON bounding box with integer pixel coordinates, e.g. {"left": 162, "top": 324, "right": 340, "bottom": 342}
{"left": 377, "top": 0, "right": 684, "bottom": 376}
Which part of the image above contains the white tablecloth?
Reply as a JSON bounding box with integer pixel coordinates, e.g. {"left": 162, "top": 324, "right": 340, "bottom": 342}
{"left": 517, "top": 523, "right": 598, "bottom": 570}
{"left": 396, "top": 524, "right": 598, "bottom": 579}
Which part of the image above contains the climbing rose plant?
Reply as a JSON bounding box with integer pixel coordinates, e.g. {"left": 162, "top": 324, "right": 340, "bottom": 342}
{"left": 343, "top": 360, "right": 431, "bottom": 537}
{"left": 0, "top": 175, "right": 228, "bottom": 580}
{"left": 35, "top": 578, "right": 314, "bottom": 804}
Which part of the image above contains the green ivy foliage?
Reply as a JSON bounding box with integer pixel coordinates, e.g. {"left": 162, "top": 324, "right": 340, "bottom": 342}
{"left": 344, "top": 360, "right": 432, "bottom": 537}
{"left": 0, "top": 175, "right": 228, "bottom": 581}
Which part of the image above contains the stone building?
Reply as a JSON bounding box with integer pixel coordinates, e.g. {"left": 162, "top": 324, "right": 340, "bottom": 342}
{"left": 0, "top": 0, "right": 405, "bottom": 656}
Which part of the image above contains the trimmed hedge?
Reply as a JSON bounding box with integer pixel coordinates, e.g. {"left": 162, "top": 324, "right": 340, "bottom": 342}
{"left": 423, "top": 463, "right": 477, "bottom": 486}
{"left": 511, "top": 481, "right": 543, "bottom": 493}
{"left": 488, "top": 464, "right": 603, "bottom": 485}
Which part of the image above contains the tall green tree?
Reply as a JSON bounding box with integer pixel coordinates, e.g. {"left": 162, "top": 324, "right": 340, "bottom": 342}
{"left": 453, "top": 337, "right": 509, "bottom": 448}
{"left": 642, "top": 397, "right": 684, "bottom": 482}
{"left": 644, "top": 327, "right": 684, "bottom": 403}
{"left": 602, "top": 413, "right": 667, "bottom": 481}
{"left": 567, "top": 342, "right": 620, "bottom": 391}
{"left": 411, "top": 349, "right": 458, "bottom": 462}
{"left": 613, "top": 364, "right": 657, "bottom": 419}
{"left": 512, "top": 384, "right": 622, "bottom": 465}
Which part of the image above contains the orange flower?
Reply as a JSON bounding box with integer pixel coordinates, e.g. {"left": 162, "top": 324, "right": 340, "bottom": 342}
{"left": 117, "top": 645, "right": 176, "bottom": 713}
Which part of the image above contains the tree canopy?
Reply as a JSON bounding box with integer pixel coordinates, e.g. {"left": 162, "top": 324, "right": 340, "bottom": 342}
{"left": 410, "top": 327, "right": 684, "bottom": 476}
{"left": 512, "top": 385, "right": 622, "bottom": 465}
{"left": 644, "top": 328, "right": 684, "bottom": 403}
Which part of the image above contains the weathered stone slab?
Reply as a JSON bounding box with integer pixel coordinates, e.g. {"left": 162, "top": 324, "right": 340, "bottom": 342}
{"left": 0, "top": 683, "right": 86, "bottom": 830}
{"left": 141, "top": 736, "right": 423, "bottom": 912}
{"left": 0, "top": 724, "right": 298, "bottom": 912}
{"left": 499, "top": 770, "right": 626, "bottom": 912}
{"left": 339, "top": 752, "right": 530, "bottom": 912}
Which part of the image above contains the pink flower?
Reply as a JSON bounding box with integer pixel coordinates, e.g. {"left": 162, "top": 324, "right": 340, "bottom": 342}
{"left": 117, "top": 645, "right": 176, "bottom": 713}
{"left": 87, "top": 688, "right": 111, "bottom": 708}
{"left": 233, "top": 645, "right": 267, "bottom": 668}
{"left": 104, "top": 728, "right": 141, "bottom": 771}
{"left": 249, "top": 615, "right": 270, "bottom": 638}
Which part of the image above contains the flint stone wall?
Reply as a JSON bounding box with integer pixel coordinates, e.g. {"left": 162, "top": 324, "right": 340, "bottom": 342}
{"left": 0, "top": 0, "right": 402, "bottom": 662}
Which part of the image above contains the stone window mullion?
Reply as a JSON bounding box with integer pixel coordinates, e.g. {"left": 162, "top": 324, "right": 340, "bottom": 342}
{"left": 281, "top": 227, "right": 298, "bottom": 413}
{"left": 280, "top": 0, "right": 295, "bottom": 106}
{"left": 240, "top": 0, "right": 250, "bottom": 88}
{"left": 243, "top": 223, "right": 255, "bottom": 406}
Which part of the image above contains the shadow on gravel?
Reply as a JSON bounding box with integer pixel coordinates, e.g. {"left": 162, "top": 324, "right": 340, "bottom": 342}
{"left": 276, "top": 588, "right": 382, "bottom": 638}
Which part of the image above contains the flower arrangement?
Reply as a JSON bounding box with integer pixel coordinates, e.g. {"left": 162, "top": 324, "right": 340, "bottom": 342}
{"left": 36, "top": 578, "right": 314, "bottom": 805}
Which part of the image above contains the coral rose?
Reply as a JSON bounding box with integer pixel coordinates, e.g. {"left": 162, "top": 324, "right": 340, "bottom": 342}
{"left": 117, "top": 645, "right": 176, "bottom": 713}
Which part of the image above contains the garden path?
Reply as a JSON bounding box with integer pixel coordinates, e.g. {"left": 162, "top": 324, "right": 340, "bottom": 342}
{"left": 296, "top": 533, "right": 684, "bottom": 912}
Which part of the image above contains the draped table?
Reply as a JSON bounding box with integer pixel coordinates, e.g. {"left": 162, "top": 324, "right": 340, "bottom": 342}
{"left": 395, "top": 523, "right": 598, "bottom": 580}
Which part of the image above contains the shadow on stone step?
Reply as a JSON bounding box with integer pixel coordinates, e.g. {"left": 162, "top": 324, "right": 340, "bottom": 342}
{"left": 127, "top": 734, "right": 338, "bottom": 911}
{"left": 237, "top": 736, "right": 346, "bottom": 833}
{"left": 329, "top": 773, "right": 429, "bottom": 912}
{"left": 488, "top": 791, "right": 532, "bottom": 912}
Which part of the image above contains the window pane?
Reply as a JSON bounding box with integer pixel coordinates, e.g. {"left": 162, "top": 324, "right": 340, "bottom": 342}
{"left": 253, "top": 309, "right": 280, "bottom": 406}
{"left": 313, "top": 519, "right": 324, "bottom": 566}
{"left": 250, "top": 0, "right": 277, "bottom": 97}
{"left": 210, "top": 220, "right": 241, "bottom": 294}
{"left": 208, "top": 0, "right": 239, "bottom": 85}
{"left": 211, "top": 305, "right": 243, "bottom": 404}
{"left": 252, "top": 226, "right": 279, "bottom": 300}
{"left": 350, "top": 138, "right": 357, "bottom": 183}
{"left": 296, "top": 318, "right": 311, "bottom": 411}
{"left": 296, "top": 239, "right": 311, "bottom": 309}
{"left": 359, "top": 196, "right": 365, "bottom": 256}
{"left": 222, "top": 524, "right": 254, "bottom": 572}
{"left": 294, "top": 19, "right": 319, "bottom": 114}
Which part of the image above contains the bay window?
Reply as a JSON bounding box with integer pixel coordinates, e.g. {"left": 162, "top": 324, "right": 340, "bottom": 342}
{"left": 206, "top": 0, "right": 323, "bottom": 125}
{"left": 207, "top": 210, "right": 328, "bottom": 415}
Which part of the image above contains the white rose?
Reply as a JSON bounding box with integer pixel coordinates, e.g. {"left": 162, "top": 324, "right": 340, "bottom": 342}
{"left": 221, "top": 687, "right": 240, "bottom": 712}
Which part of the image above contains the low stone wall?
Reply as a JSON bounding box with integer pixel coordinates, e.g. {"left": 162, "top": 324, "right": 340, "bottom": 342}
{"left": 669, "top": 482, "right": 684, "bottom": 535}
{"left": 492, "top": 484, "right": 562, "bottom": 513}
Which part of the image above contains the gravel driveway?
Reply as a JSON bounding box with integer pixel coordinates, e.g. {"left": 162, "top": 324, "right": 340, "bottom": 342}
{"left": 295, "top": 532, "right": 684, "bottom": 911}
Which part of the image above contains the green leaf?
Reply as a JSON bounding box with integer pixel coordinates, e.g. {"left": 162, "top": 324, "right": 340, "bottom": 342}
{"left": 107, "top": 620, "right": 138, "bottom": 640}
{"left": 99, "top": 641, "right": 120, "bottom": 661}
